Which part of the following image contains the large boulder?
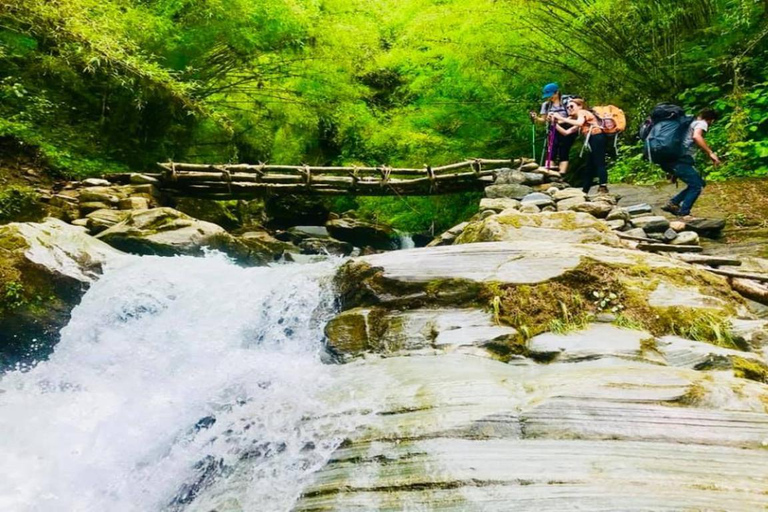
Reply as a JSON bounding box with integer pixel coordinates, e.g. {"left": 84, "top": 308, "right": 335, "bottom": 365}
{"left": 484, "top": 184, "right": 533, "bottom": 200}
{"left": 264, "top": 194, "right": 330, "bottom": 229}
{"left": 172, "top": 197, "right": 240, "bottom": 231}
{"left": 326, "top": 218, "right": 397, "bottom": 251}
{"left": 455, "top": 210, "right": 620, "bottom": 246}
{"left": 96, "top": 208, "right": 267, "bottom": 264}
{"left": 0, "top": 219, "right": 122, "bottom": 365}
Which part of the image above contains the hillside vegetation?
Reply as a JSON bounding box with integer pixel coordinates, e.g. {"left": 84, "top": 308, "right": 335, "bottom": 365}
{"left": 1, "top": 0, "right": 767, "bottom": 230}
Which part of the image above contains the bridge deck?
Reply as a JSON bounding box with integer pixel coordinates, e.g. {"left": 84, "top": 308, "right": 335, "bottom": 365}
{"left": 107, "top": 158, "right": 543, "bottom": 198}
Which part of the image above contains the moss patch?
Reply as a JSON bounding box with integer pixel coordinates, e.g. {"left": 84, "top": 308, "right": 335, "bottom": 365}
{"left": 484, "top": 258, "right": 742, "bottom": 347}
{"left": 733, "top": 356, "right": 768, "bottom": 384}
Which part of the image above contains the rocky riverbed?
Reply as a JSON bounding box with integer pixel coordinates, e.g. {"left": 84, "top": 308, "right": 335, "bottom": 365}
{"left": 2, "top": 163, "right": 768, "bottom": 511}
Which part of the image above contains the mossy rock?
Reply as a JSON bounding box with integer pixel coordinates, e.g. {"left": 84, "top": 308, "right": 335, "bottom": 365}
{"left": 0, "top": 219, "right": 121, "bottom": 366}
{"left": 172, "top": 197, "right": 241, "bottom": 231}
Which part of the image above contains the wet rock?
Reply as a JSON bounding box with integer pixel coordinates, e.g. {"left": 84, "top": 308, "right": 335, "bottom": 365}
{"left": 118, "top": 197, "right": 149, "bottom": 210}
{"left": 478, "top": 198, "right": 521, "bottom": 212}
{"left": 632, "top": 215, "right": 670, "bottom": 233}
{"left": 295, "top": 353, "right": 768, "bottom": 511}
{"left": 670, "top": 221, "right": 687, "bottom": 232}
{"left": 572, "top": 202, "right": 613, "bottom": 218}
{"left": 173, "top": 197, "right": 240, "bottom": 231}
{"left": 685, "top": 218, "right": 726, "bottom": 238}
{"left": 494, "top": 169, "right": 527, "bottom": 185}
{"left": 520, "top": 204, "right": 540, "bottom": 214}
{"left": 280, "top": 226, "right": 330, "bottom": 243}
{"left": 606, "top": 208, "right": 631, "bottom": 222}
{"left": 0, "top": 219, "right": 123, "bottom": 366}
{"left": 298, "top": 237, "right": 353, "bottom": 257}
{"left": 85, "top": 209, "right": 130, "bottom": 234}
{"left": 79, "top": 202, "right": 113, "bottom": 215}
{"left": 326, "top": 218, "right": 397, "bottom": 251}
{"left": 521, "top": 192, "right": 555, "bottom": 209}
{"left": 96, "top": 208, "right": 264, "bottom": 264}
{"left": 556, "top": 196, "right": 588, "bottom": 211}
{"left": 264, "top": 194, "right": 329, "bottom": 229}
{"left": 625, "top": 203, "right": 653, "bottom": 216}
{"left": 79, "top": 190, "right": 121, "bottom": 205}
{"left": 456, "top": 210, "right": 620, "bottom": 246}
{"left": 129, "top": 174, "right": 160, "bottom": 185}
{"left": 427, "top": 222, "right": 469, "bottom": 247}
{"left": 606, "top": 219, "right": 626, "bottom": 231}
{"left": 521, "top": 172, "right": 545, "bottom": 185}
{"left": 623, "top": 227, "right": 648, "bottom": 239}
{"left": 82, "top": 178, "right": 111, "bottom": 187}
{"left": 663, "top": 228, "right": 678, "bottom": 243}
{"left": 670, "top": 231, "right": 700, "bottom": 246}
{"left": 325, "top": 307, "right": 518, "bottom": 361}
{"left": 554, "top": 188, "right": 587, "bottom": 201}
{"left": 239, "top": 231, "right": 298, "bottom": 260}
{"left": 528, "top": 324, "right": 655, "bottom": 363}
{"left": 484, "top": 184, "right": 533, "bottom": 200}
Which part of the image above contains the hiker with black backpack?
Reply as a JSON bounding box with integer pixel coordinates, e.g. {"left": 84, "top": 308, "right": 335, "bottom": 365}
{"left": 640, "top": 106, "right": 720, "bottom": 220}
{"left": 529, "top": 83, "right": 577, "bottom": 176}
{"left": 549, "top": 98, "right": 610, "bottom": 194}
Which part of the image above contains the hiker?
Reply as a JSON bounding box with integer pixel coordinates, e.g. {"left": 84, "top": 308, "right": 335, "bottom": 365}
{"left": 549, "top": 98, "right": 609, "bottom": 194}
{"left": 529, "top": 83, "right": 576, "bottom": 175}
{"left": 661, "top": 108, "right": 720, "bottom": 220}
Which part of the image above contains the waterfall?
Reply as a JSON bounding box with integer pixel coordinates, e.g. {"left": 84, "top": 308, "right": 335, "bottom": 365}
{"left": 0, "top": 253, "right": 358, "bottom": 512}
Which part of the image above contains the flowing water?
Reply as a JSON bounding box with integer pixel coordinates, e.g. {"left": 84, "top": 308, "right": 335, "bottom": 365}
{"left": 0, "top": 253, "right": 364, "bottom": 512}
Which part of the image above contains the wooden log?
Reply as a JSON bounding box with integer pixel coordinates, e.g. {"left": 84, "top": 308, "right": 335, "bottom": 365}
{"left": 636, "top": 243, "right": 703, "bottom": 253}
{"left": 617, "top": 233, "right": 659, "bottom": 243}
{"left": 730, "top": 278, "right": 768, "bottom": 306}
{"left": 703, "top": 268, "right": 768, "bottom": 283}
{"left": 158, "top": 162, "right": 429, "bottom": 176}
{"left": 431, "top": 161, "right": 473, "bottom": 172}
{"left": 673, "top": 254, "right": 742, "bottom": 267}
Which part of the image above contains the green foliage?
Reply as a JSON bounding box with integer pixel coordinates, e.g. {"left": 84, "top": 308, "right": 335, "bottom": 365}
{"left": 0, "top": 186, "right": 42, "bottom": 223}
{"left": 348, "top": 193, "right": 482, "bottom": 234}
{"left": 2, "top": 280, "right": 25, "bottom": 310}
{"left": 1, "top": 0, "right": 767, "bottom": 224}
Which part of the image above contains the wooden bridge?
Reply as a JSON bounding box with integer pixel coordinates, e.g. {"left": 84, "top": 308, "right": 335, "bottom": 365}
{"left": 109, "top": 158, "right": 542, "bottom": 199}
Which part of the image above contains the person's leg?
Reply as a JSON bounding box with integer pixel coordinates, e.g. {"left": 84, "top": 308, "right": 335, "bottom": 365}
{"left": 591, "top": 133, "right": 608, "bottom": 189}
{"left": 558, "top": 133, "right": 576, "bottom": 175}
{"left": 672, "top": 157, "right": 704, "bottom": 215}
{"left": 582, "top": 140, "right": 597, "bottom": 193}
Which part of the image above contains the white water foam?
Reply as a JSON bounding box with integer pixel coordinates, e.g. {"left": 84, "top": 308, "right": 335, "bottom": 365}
{"left": 0, "top": 253, "right": 357, "bottom": 512}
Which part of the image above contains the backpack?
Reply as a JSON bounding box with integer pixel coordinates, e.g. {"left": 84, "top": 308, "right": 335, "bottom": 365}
{"left": 591, "top": 105, "right": 626, "bottom": 135}
{"left": 639, "top": 103, "right": 694, "bottom": 163}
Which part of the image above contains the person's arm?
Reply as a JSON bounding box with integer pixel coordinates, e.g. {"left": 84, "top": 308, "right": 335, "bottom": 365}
{"left": 552, "top": 111, "right": 585, "bottom": 128}
{"left": 693, "top": 127, "right": 720, "bottom": 165}
{"left": 555, "top": 123, "right": 577, "bottom": 135}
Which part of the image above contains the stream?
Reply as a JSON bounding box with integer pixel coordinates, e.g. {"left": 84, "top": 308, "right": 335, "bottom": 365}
{"left": 0, "top": 253, "right": 359, "bottom": 512}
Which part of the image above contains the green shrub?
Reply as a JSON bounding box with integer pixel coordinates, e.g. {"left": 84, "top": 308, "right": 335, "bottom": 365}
{"left": 0, "top": 186, "right": 43, "bottom": 223}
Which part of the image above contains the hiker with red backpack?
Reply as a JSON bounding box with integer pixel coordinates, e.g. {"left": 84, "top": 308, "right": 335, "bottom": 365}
{"left": 640, "top": 106, "right": 720, "bottom": 220}
{"left": 550, "top": 98, "right": 611, "bottom": 194}
{"left": 529, "top": 83, "right": 577, "bottom": 176}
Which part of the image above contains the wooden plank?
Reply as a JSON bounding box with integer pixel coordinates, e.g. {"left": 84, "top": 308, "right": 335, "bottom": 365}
{"left": 636, "top": 243, "right": 703, "bottom": 253}
{"left": 617, "top": 233, "right": 658, "bottom": 243}
{"left": 730, "top": 278, "right": 768, "bottom": 305}
{"left": 703, "top": 268, "right": 768, "bottom": 283}
{"left": 673, "top": 254, "right": 742, "bottom": 267}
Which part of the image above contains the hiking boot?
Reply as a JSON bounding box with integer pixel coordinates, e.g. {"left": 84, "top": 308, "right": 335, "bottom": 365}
{"left": 661, "top": 202, "right": 680, "bottom": 214}
{"left": 597, "top": 185, "right": 609, "bottom": 194}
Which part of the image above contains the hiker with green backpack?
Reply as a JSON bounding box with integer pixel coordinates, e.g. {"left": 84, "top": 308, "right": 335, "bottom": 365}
{"left": 640, "top": 106, "right": 720, "bottom": 220}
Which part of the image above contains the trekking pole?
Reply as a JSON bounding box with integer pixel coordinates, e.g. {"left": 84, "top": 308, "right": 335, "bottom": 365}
{"left": 540, "top": 122, "right": 549, "bottom": 166}
{"left": 531, "top": 122, "right": 536, "bottom": 160}
{"left": 545, "top": 124, "right": 556, "bottom": 169}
